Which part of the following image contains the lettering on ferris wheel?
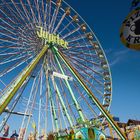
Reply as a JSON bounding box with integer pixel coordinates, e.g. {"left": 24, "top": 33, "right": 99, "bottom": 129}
{"left": 36, "top": 26, "right": 68, "bottom": 49}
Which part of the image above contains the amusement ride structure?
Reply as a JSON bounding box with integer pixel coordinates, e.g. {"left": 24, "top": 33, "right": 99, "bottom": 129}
{"left": 0, "top": 0, "right": 127, "bottom": 139}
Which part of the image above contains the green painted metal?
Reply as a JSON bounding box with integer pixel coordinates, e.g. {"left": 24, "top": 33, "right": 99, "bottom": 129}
{"left": 52, "top": 47, "right": 127, "bottom": 140}
{"left": 0, "top": 46, "right": 48, "bottom": 114}
{"left": 52, "top": 76, "right": 73, "bottom": 128}
{"left": 43, "top": 57, "right": 59, "bottom": 132}
{"left": 48, "top": 79, "right": 59, "bottom": 132}
{"left": 53, "top": 50, "right": 86, "bottom": 124}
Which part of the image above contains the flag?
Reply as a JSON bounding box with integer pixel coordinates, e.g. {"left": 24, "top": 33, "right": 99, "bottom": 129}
{"left": 31, "top": 121, "right": 36, "bottom": 130}
{"left": 3, "top": 124, "right": 9, "bottom": 137}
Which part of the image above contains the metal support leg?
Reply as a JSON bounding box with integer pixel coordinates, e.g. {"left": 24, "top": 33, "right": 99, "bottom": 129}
{"left": 52, "top": 47, "right": 127, "bottom": 140}
{"left": 0, "top": 46, "right": 48, "bottom": 114}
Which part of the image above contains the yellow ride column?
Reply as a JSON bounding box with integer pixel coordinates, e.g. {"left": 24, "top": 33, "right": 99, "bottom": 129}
{"left": 0, "top": 46, "right": 48, "bottom": 114}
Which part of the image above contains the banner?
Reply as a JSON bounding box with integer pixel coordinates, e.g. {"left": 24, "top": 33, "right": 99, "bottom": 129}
{"left": 3, "top": 124, "right": 9, "bottom": 137}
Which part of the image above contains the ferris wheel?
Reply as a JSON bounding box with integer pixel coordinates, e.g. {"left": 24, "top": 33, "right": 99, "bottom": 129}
{"left": 0, "top": 0, "right": 126, "bottom": 139}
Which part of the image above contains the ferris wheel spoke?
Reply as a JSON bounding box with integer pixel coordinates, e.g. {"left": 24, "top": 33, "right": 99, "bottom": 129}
{"left": 48, "top": 50, "right": 58, "bottom": 71}
{"left": 44, "top": 70, "right": 49, "bottom": 134}
{"left": 67, "top": 34, "right": 87, "bottom": 43}
{"left": 0, "top": 79, "right": 6, "bottom": 94}
{"left": 44, "top": 1, "right": 51, "bottom": 29}
{"left": 0, "top": 7, "right": 17, "bottom": 30}
{"left": 53, "top": 52, "right": 87, "bottom": 124}
{"left": 18, "top": 25, "right": 36, "bottom": 37}
{"left": 68, "top": 42, "right": 95, "bottom": 51}
{"left": 0, "top": 49, "right": 27, "bottom": 56}
{"left": 0, "top": 0, "right": 20, "bottom": 23}
{"left": 43, "top": 3, "right": 48, "bottom": 28}
{"left": 51, "top": 76, "right": 73, "bottom": 129}
{"left": 73, "top": 66, "right": 104, "bottom": 97}
{"left": 0, "top": 54, "right": 32, "bottom": 65}
{"left": 0, "top": 77, "right": 30, "bottom": 133}
{"left": 49, "top": 79, "right": 60, "bottom": 132}
{"left": 34, "top": 0, "right": 42, "bottom": 24}
{"left": 49, "top": 100, "right": 55, "bottom": 132}
{"left": 60, "top": 59, "right": 104, "bottom": 97}
{"left": 56, "top": 97, "right": 63, "bottom": 131}
{"left": 10, "top": 0, "right": 30, "bottom": 24}
{"left": 0, "top": 54, "right": 16, "bottom": 65}
{"left": 23, "top": 70, "right": 42, "bottom": 139}
{"left": 0, "top": 47, "right": 34, "bottom": 58}
{"left": 67, "top": 45, "right": 93, "bottom": 52}
{"left": 0, "top": 49, "right": 34, "bottom": 64}
{"left": 58, "top": 73, "right": 91, "bottom": 124}
{"left": 8, "top": 1, "right": 35, "bottom": 30}
{"left": 73, "top": 80, "right": 98, "bottom": 119}
{"left": 58, "top": 78, "right": 76, "bottom": 124}
{"left": 38, "top": 66, "right": 43, "bottom": 137}
{"left": 0, "top": 38, "right": 22, "bottom": 46}
{"left": 73, "top": 54, "right": 100, "bottom": 67}
{"left": 0, "top": 24, "right": 14, "bottom": 35}
{"left": 66, "top": 45, "right": 95, "bottom": 53}
{"left": 20, "top": 73, "right": 38, "bottom": 133}
{"left": 26, "top": 0, "right": 38, "bottom": 23}
{"left": 47, "top": 0, "right": 52, "bottom": 31}
{"left": 0, "top": 1, "right": 34, "bottom": 30}
{"left": 49, "top": 94, "right": 55, "bottom": 132}
{"left": 53, "top": 12, "right": 67, "bottom": 34}
{"left": 58, "top": 103, "right": 66, "bottom": 130}
{"left": 0, "top": 55, "right": 33, "bottom": 78}
{"left": 0, "top": 7, "right": 16, "bottom": 25}
{"left": 50, "top": 9, "right": 58, "bottom": 33}
{"left": 0, "top": 31, "right": 18, "bottom": 41}
{"left": 50, "top": 1, "right": 62, "bottom": 33}
{"left": 41, "top": 0, "right": 45, "bottom": 21}
{"left": 0, "top": 17, "right": 15, "bottom": 31}
{"left": 0, "top": 47, "right": 15, "bottom": 55}
{"left": 66, "top": 52, "right": 100, "bottom": 67}
{"left": 43, "top": 59, "right": 61, "bottom": 132}
{"left": 58, "top": 19, "right": 73, "bottom": 35}
{"left": 19, "top": 0, "right": 33, "bottom": 27}
{"left": 62, "top": 26, "right": 81, "bottom": 39}
{"left": 68, "top": 48, "right": 96, "bottom": 55}
{"left": 0, "top": 25, "right": 17, "bottom": 37}
{"left": 0, "top": 41, "right": 36, "bottom": 52}
{"left": 60, "top": 59, "right": 103, "bottom": 93}
{"left": 0, "top": 79, "right": 6, "bottom": 87}
{"left": 0, "top": 43, "right": 28, "bottom": 50}
{"left": 67, "top": 55, "right": 102, "bottom": 76}
{"left": 68, "top": 59, "right": 104, "bottom": 88}
{"left": 56, "top": 97, "right": 62, "bottom": 131}
{"left": 73, "top": 63, "right": 104, "bottom": 87}
{"left": 0, "top": 53, "right": 26, "bottom": 63}
{"left": 49, "top": 9, "right": 56, "bottom": 32}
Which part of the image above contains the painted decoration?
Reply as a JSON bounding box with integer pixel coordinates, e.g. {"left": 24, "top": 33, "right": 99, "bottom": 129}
{"left": 75, "top": 127, "right": 106, "bottom": 140}
{"left": 120, "top": 8, "right": 140, "bottom": 50}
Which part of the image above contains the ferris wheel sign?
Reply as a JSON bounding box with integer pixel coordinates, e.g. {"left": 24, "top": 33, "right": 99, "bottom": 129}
{"left": 120, "top": 8, "right": 140, "bottom": 50}
{"left": 36, "top": 26, "right": 68, "bottom": 49}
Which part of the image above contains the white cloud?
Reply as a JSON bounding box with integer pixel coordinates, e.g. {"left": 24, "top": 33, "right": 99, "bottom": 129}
{"left": 106, "top": 49, "right": 130, "bottom": 67}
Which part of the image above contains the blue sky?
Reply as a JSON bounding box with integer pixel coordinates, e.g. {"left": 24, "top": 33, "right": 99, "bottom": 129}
{"left": 66, "top": 0, "right": 140, "bottom": 122}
